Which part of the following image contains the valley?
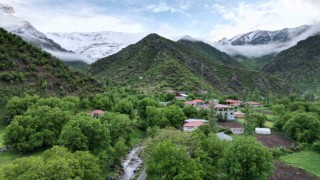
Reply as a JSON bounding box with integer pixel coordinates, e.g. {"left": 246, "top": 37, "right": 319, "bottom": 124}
{"left": 0, "top": 1, "right": 320, "bottom": 180}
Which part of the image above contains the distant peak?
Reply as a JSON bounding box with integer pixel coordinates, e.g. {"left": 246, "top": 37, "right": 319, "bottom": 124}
{"left": 145, "top": 33, "right": 162, "bottom": 39}
{"left": 179, "top": 35, "right": 199, "bottom": 42}
{"left": 0, "top": 4, "right": 15, "bottom": 14}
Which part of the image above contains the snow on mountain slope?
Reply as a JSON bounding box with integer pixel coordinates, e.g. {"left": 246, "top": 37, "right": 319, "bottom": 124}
{"left": 214, "top": 24, "right": 320, "bottom": 58}
{"left": 0, "top": 4, "right": 69, "bottom": 52}
{"left": 46, "top": 31, "right": 148, "bottom": 61}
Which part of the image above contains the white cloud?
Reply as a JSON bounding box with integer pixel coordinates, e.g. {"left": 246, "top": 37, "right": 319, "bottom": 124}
{"left": 0, "top": 0, "right": 146, "bottom": 33}
{"left": 146, "top": 0, "right": 190, "bottom": 13}
{"left": 208, "top": 0, "right": 320, "bottom": 41}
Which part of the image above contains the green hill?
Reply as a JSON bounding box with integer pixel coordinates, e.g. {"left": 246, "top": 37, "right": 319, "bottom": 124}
{"left": 0, "top": 28, "right": 103, "bottom": 106}
{"left": 177, "top": 39, "right": 244, "bottom": 68}
{"left": 65, "top": 61, "right": 88, "bottom": 70}
{"left": 88, "top": 33, "right": 294, "bottom": 96}
{"left": 262, "top": 35, "right": 320, "bottom": 92}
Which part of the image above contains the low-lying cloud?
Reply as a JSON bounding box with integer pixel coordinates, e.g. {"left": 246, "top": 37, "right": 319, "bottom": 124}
{"left": 45, "top": 50, "right": 93, "bottom": 64}
{"left": 211, "top": 23, "right": 320, "bottom": 58}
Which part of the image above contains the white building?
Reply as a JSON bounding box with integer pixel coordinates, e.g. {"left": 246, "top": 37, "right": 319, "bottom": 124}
{"left": 255, "top": 128, "right": 271, "bottom": 134}
{"left": 214, "top": 104, "right": 235, "bottom": 121}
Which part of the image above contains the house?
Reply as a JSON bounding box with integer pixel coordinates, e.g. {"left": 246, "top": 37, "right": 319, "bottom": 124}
{"left": 208, "top": 99, "right": 219, "bottom": 105}
{"left": 234, "top": 111, "right": 245, "bottom": 118}
{"left": 214, "top": 104, "right": 235, "bottom": 121}
{"left": 217, "top": 121, "right": 244, "bottom": 135}
{"left": 183, "top": 99, "right": 205, "bottom": 106}
{"left": 226, "top": 99, "right": 242, "bottom": 107}
{"left": 216, "top": 132, "right": 233, "bottom": 141}
{"left": 255, "top": 128, "right": 271, "bottom": 134}
{"left": 183, "top": 119, "right": 208, "bottom": 132}
{"left": 245, "top": 101, "right": 261, "bottom": 107}
{"left": 89, "top": 110, "right": 105, "bottom": 117}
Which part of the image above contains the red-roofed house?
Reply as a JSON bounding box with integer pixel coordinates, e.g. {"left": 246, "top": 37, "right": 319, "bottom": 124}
{"left": 183, "top": 99, "right": 205, "bottom": 106}
{"left": 89, "top": 110, "right": 105, "bottom": 117}
{"left": 214, "top": 104, "right": 235, "bottom": 121}
{"left": 226, "top": 99, "right": 242, "bottom": 107}
{"left": 183, "top": 121, "right": 207, "bottom": 132}
{"left": 245, "top": 101, "right": 261, "bottom": 107}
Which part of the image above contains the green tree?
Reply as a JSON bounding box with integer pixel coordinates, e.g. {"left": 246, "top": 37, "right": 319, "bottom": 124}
{"left": 4, "top": 94, "right": 39, "bottom": 124}
{"left": 221, "top": 136, "right": 274, "bottom": 180}
{"left": 4, "top": 106, "right": 72, "bottom": 152}
{"left": 112, "top": 99, "right": 135, "bottom": 119}
{"left": 100, "top": 112, "right": 133, "bottom": 145}
{"left": 146, "top": 106, "right": 168, "bottom": 128}
{"left": 284, "top": 113, "right": 320, "bottom": 143}
{"left": 59, "top": 114, "right": 110, "bottom": 154}
{"left": 146, "top": 141, "right": 203, "bottom": 180}
{"left": 183, "top": 105, "right": 197, "bottom": 118}
{"left": 137, "top": 97, "right": 159, "bottom": 120}
{"left": 1, "top": 146, "right": 103, "bottom": 180}
{"left": 165, "top": 105, "right": 186, "bottom": 128}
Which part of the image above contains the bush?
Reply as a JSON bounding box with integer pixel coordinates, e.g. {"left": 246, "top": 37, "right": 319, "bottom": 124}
{"left": 312, "top": 141, "right": 320, "bottom": 153}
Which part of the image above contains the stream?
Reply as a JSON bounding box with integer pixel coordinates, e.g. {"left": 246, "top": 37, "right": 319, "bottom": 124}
{"left": 121, "top": 145, "right": 144, "bottom": 180}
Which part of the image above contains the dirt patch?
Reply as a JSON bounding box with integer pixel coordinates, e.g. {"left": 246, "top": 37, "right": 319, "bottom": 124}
{"left": 269, "top": 161, "right": 320, "bottom": 180}
{"left": 217, "top": 122, "right": 243, "bottom": 129}
{"left": 256, "top": 133, "right": 296, "bottom": 149}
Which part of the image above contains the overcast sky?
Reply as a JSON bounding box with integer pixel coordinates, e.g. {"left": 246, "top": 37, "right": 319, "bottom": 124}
{"left": 1, "top": 0, "right": 320, "bottom": 41}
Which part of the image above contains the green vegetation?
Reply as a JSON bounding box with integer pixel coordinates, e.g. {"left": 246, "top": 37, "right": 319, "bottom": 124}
{"left": 235, "top": 54, "right": 275, "bottom": 70}
{"left": 271, "top": 96, "right": 320, "bottom": 144}
{"left": 262, "top": 35, "right": 320, "bottom": 92}
{"left": 281, "top": 151, "right": 320, "bottom": 177}
{"left": 178, "top": 39, "right": 244, "bottom": 67}
{"left": 0, "top": 28, "right": 102, "bottom": 107}
{"left": 88, "top": 33, "right": 294, "bottom": 96}
{"left": 1, "top": 146, "right": 102, "bottom": 180}
{"left": 143, "top": 129, "right": 274, "bottom": 179}
{"left": 0, "top": 126, "right": 4, "bottom": 147}
{"left": 64, "top": 60, "right": 88, "bottom": 70}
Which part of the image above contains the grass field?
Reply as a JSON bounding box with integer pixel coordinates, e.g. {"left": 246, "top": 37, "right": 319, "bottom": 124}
{"left": 281, "top": 151, "right": 320, "bottom": 177}
{"left": 0, "top": 126, "right": 5, "bottom": 148}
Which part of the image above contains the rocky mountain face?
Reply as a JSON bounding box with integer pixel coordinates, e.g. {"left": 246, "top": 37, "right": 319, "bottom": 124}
{"left": 219, "top": 25, "right": 311, "bottom": 45}
{"left": 0, "top": 4, "right": 69, "bottom": 52}
{"left": 214, "top": 24, "right": 320, "bottom": 58}
{"left": 46, "top": 31, "right": 148, "bottom": 61}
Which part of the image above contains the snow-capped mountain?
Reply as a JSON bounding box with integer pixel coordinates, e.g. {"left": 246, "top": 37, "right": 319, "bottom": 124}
{"left": 214, "top": 24, "right": 320, "bottom": 58}
{"left": 46, "top": 31, "right": 148, "bottom": 61}
{"left": 0, "top": 4, "right": 69, "bottom": 52}
{"left": 218, "top": 25, "right": 311, "bottom": 45}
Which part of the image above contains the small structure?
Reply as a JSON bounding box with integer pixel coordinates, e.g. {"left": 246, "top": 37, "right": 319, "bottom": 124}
{"left": 245, "top": 101, "right": 261, "bottom": 107}
{"left": 216, "top": 132, "right": 233, "bottom": 141}
{"left": 183, "top": 99, "right": 205, "bottom": 106}
{"left": 175, "top": 92, "right": 188, "bottom": 100}
{"left": 255, "top": 128, "right": 271, "bottom": 134}
{"left": 183, "top": 119, "right": 208, "bottom": 132}
{"left": 226, "top": 99, "right": 242, "bottom": 107}
{"left": 234, "top": 112, "right": 245, "bottom": 118}
{"left": 89, "top": 110, "right": 105, "bottom": 117}
{"left": 230, "top": 128, "right": 244, "bottom": 134}
{"left": 184, "top": 119, "right": 209, "bottom": 123}
{"left": 214, "top": 104, "right": 235, "bottom": 121}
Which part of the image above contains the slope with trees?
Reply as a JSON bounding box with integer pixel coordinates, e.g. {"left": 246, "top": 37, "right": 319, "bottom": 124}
{"left": 88, "top": 33, "right": 294, "bottom": 96}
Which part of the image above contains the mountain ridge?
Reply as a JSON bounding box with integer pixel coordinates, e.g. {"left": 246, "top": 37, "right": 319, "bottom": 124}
{"left": 88, "top": 33, "right": 294, "bottom": 96}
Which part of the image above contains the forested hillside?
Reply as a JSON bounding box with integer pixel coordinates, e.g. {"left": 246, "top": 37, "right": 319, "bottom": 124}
{"left": 88, "top": 34, "right": 294, "bottom": 96}
{"left": 262, "top": 35, "right": 320, "bottom": 92}
{"left": 0, "top": 28, "right": 103, "bottom": 106}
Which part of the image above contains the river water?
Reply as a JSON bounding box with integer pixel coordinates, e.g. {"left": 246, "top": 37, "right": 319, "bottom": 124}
{"left": 121, "top": 145, "right": 144, "bottom": 180}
